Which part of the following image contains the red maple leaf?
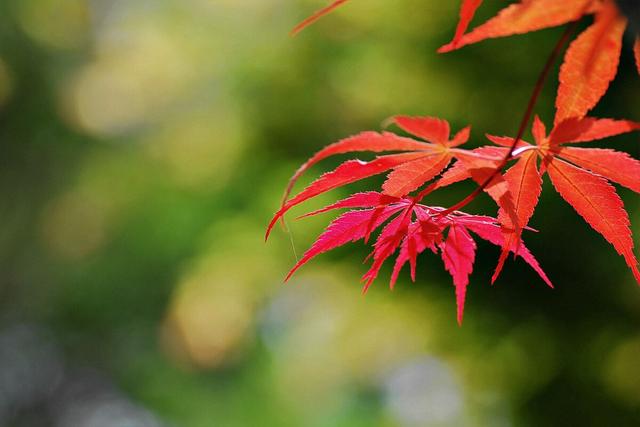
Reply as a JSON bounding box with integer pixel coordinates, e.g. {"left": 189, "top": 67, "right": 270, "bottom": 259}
{"left": 440, "top": 0, "right": 639, "bottom": 124}
{"left": 449, "top": 115, "right": 640, "bottom": 284}
{"left": 283, "top": 192, "right": 551, "bottom": 324}
{"left": 266, "top": 116, "right": 517, "bottom": 240}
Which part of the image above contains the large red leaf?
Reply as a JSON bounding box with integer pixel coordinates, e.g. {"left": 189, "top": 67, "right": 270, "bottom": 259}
{"left": 549, "top": 117, "right": 640, "bottom": 145}
{"left": 382, "top": 153, "right": 452, "bottom": 197}
{"left": 440, "top": 225, "right": 477, "bottom": 325}
{"left": 291, "top": 0, "right": 350, "bottom": 35}
{"left": 267, "top": 152, "right": 427, "bottom": 239}
{"left": 554, "top": 8, "right": 626, "bottom": 124}
{"left": 546, "top": 157, "right": 640, "bottom": 284}
{"left": 439, "top": 0, "right": 591, "bottom": 52}
{"left": 556, "top": 147, "right": 640, "bottom": 194}
{"left": 284, "top": 131, "right": 436, "bottom": 202}
{"left": 285, "top": 205, "right": 404, "bottom": 281}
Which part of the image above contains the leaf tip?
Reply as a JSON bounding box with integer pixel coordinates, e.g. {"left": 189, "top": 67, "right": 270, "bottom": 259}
{"left": 632, "top": 264, "right": 640, "bottom": 287}
{"left": 265, "top": 214, "right": 281, "bottom": 241}
{"left": 437, "top": 42, "right": 456, "bottom": 54}
{"left": 361, "top": 282, "right": 373, "bottom": 295}
{"left": 455, "top": 282, "right": 467, "bottom": 326}
{"left": 491, "top": 248, "right": 509, "bottom": 285}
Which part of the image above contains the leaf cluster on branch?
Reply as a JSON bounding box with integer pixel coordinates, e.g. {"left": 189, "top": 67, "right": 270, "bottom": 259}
{"left": 268, "top": 0, "right": 640, "bottom": 324}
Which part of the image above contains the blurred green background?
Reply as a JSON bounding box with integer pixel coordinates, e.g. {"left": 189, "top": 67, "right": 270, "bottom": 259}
{"left": 0, "top": 0, "right": 639, "bottom": 426}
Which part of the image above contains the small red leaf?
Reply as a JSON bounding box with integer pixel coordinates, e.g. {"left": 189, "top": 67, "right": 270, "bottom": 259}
{"left": 546, "top": 157, "right": 640, "bottom": 284}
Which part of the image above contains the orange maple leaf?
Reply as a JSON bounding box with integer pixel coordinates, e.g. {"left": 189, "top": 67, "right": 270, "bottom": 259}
{"left": 440, "top": 0, "right": 639, "bottom": 124}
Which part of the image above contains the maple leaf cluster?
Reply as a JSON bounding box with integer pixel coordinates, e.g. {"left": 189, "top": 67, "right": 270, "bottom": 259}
{"left": 268, "top": 0, "right": 640, "bottom": 323}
